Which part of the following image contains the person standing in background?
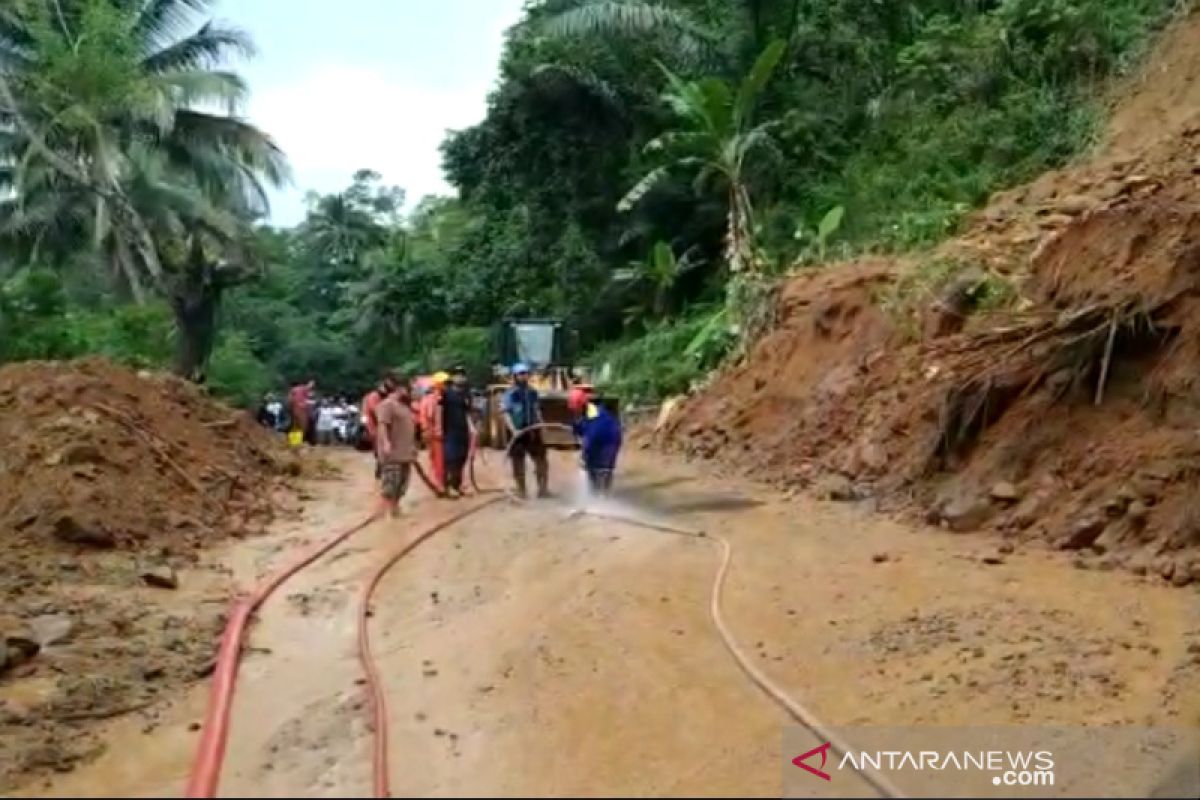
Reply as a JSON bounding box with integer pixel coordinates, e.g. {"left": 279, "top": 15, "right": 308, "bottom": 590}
{"left": 441, "top": 368, "right": 476, "bottom": 498}
{"left": 315, "top": 399, "right": 337, "bottom": 445}
{"left": 256, "top": 393, "right": 276, "bottom": 429}
{"left": 374, "top": 378, "right": 416, "bottom": 518}
{"left": 288, "top": 378, "right": 315, "bottom": 446}
{"left": 420, "top": 372, "right": 449, "bottom": 493}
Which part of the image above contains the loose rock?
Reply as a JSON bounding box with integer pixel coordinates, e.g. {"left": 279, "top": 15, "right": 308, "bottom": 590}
{"left": 1056, "top": 194, "right": 1099, "bottom": 216}
{"left": 942, "top": 496, "right": 994, "bottom": 533}
{"left": 1059, "top": 517, "right": 1106, "bottom": 550}
{"left": 140, "top": 566, "right": 179, "bottom": 590}
{"left": 2, "top": 636, "right": 40, "bottom": 672}
{"left": 52, "top": 514, "right": 115, "bottom": 548}
{"left": 990, "top": 482, "right": 1020, "bottom": 503}
{"left": 815, "top": 474, "right": 856, "bottom": 502}
{"left": 27, "top": 614, "right": 74, "bottom": 648}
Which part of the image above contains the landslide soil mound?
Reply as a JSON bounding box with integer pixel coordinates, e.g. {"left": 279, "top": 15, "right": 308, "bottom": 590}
{"left": 0, "top": 357, "right": 296, "bottom": 553}
{"left": 0, "top": 358, "right": 300, "bottom": 789}
{"left": 660, "top": 8, "right": 1200, "bottom": 585}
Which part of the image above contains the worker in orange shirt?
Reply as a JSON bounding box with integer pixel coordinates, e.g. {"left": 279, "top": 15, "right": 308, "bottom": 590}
{"left": 420, "top": 372, "right": 449, "bottom": 494}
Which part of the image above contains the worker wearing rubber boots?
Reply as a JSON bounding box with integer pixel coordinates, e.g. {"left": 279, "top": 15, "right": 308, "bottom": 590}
{"left": 440, "top": 368, "right": 475, "bottom": 498}
{"left": 420, "top": 372, "right": 449, "bottom": 494}
{"left": 503, "top": 363, "right": 550, "bottom": 499}
{"left": 570, "top": 391, "right": 622, "bottom": 497}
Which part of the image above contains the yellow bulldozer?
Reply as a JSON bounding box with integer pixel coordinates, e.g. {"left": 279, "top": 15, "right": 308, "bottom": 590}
{"left": 477, "top": 318, "right": 618, "bottom": 449}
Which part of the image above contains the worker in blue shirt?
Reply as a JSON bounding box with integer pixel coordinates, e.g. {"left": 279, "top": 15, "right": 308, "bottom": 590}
{"left": 502, "top": 363, "right": 550, "bottom": 499}
{"left": 569, "top": 391, "right": 622, "bottom": 497}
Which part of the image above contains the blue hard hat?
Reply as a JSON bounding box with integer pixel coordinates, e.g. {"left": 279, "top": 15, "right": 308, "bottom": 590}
{"left": 512, "top": 362, "right": 530, "bottom": 375}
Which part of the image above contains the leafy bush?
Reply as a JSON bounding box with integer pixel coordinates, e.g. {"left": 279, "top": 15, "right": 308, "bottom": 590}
{"left": 0, "top": 268, "right": 79, "bottom": 360}
{"left": 587, "top": 307, "right": 734, "bottom": 404}
{"left": 207, "top": 332, "right": 273, "bottom": 407}
{"left": 428, "top": 326, "right": 492, "bottom": 384}
{"left": 79, "top": 304, "right": 176, "bottom": 368}
{"left": 0, "top": 269, "right": 174, "bottom": 367}
{"left": 788, "top": 0, "right": 1174, "bottom": 254}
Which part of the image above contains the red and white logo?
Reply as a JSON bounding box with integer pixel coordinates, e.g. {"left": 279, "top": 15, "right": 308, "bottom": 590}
{"left": 793, "top": 742, "right": 833, "bottom": 781}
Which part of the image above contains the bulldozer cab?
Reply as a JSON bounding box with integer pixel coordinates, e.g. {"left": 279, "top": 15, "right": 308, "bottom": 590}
{"left": 492, "top": 318, "right": 576, "bottom": 392}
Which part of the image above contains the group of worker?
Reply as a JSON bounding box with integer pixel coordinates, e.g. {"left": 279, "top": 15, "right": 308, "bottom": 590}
{"left": 357, "top": 363, "right": 623, "bottom": 517}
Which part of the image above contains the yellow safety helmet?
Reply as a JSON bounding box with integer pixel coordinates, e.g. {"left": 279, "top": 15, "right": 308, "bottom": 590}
{"left": 432, "top": 371, "right": 450, "bottom": 386}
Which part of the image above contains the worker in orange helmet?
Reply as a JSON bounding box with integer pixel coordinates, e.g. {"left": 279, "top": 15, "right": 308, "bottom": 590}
{"left": 420, "top": 371, "right": 450, "bottom": 495}
{"left": 567, "top": 378, "right": 591, "bottom": 423}
{"left": 569, "top": 389, "right": 622, "bottom": 497}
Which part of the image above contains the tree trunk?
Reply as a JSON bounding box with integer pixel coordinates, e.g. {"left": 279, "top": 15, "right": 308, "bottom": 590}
{"left": 171, "top": 239, "right": 222, "bottom": 383}
{"left": 726, "top": 184, "right": 754, "bottom": 274}
{"left": 172, "top": 289, "right": 218, "bottom": 383}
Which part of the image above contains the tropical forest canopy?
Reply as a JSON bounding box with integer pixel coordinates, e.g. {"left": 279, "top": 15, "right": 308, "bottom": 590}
{"left": 0, "top": 0, "right": 1182, "bottom": 405}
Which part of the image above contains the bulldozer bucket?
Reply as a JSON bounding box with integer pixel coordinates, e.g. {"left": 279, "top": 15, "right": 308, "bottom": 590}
{"left": 536, "top": 392, "right": 576, "bottom": 448}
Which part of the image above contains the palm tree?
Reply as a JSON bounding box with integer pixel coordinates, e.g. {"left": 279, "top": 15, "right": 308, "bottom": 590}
{"left": 296, "top": 170, "right": 402, "bottom": 318}
{"left": 0, "top": 0, "right": 289, "bottom": 378}
{"left": 300, "top": 193, "right": 389, "bottom": 275}
{"left": 541, "top": 0, "right": 802, "bottom": 79}
{"left": 618, "top": 40, "right": 786, "bottom": 274}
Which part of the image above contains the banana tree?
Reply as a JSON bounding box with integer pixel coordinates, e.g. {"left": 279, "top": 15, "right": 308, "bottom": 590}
{"left": 610, "top": 239, "right": 702, "bottom": 320}
{"left": 618, "top": 39, "right": 786, "bottom": 274}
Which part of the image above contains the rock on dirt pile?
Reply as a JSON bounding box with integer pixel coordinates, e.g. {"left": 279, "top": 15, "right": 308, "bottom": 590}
{"left": 658, "top": 9, "right": 1200, "bottom": 585}
{"left": 0, "top": 358, "right": 301, "bottom": 789}
{"left": 0, "top": 357, "right": 297, "bottom": 553}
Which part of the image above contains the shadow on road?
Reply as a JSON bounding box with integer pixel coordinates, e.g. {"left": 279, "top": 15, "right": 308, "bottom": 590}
{"left": 615, "top": 477, "right": 765, "bottom": 516}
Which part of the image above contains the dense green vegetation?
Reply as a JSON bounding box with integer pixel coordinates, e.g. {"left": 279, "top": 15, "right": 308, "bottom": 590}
{"left": 0, "top": 0, "right": 1185, "bottom": 405}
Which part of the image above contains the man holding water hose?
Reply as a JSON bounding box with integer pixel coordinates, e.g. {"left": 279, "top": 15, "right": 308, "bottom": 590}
{"left": 503, "top": 363, "right": 550, "bottom": 499}
{"left": 570, "top": 390, "right": 622, "bottom": 497}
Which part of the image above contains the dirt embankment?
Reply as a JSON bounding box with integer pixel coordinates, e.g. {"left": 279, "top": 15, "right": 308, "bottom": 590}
{"left": 0, "top": 358, "right": 301, "bottom": 788}
{"left": 659, "top": 9, "right": 1200, "bottom": 584}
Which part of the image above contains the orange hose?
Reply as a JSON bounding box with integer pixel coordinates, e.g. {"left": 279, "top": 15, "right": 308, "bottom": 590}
{"left": 357, "top": 497, "right": 505, "bottom": 797}
{"left": 187, "top": 423, "right": 570, "bottom": 798}
{"left": 469, "top": 423, "right": 576, "bottom": 496}
{"left": 185, "top": 511, "right": 382, "bottom": 798}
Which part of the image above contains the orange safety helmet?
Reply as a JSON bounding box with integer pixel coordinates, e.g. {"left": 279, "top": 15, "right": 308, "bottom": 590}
{"left": 568, "top": 385, "right": 593, "bottom": 413}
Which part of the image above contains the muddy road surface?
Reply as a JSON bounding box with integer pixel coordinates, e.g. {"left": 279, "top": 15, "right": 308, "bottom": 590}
{"left": 11, "top": 449, "right": 1200, "bottom": 797}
